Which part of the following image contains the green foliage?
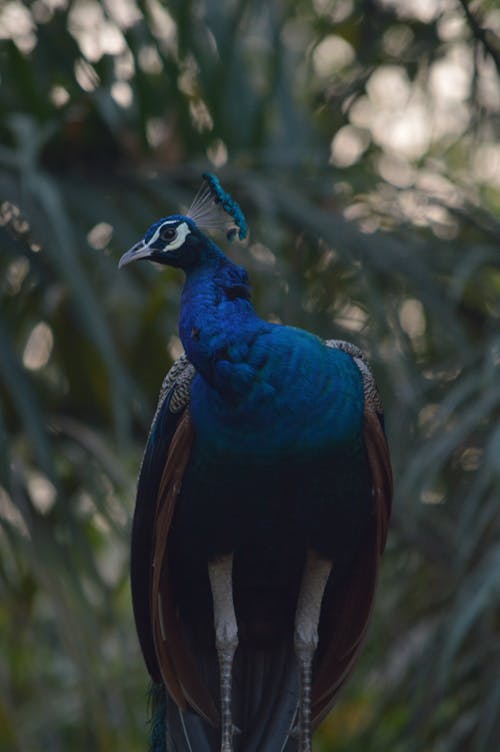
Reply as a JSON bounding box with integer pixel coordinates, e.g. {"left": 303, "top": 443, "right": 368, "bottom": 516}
{"left": 1, "top": 1, "right": 499, "bottom": 751}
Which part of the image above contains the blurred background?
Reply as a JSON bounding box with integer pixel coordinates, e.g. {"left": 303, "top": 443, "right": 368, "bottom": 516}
{"left": 1, "top": 0, "right": 499, "bottom": 750}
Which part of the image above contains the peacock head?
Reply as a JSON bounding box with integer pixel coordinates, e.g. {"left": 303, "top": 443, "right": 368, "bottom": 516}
{"left": 118, "top": 173, "right": 247, "bottom": 271}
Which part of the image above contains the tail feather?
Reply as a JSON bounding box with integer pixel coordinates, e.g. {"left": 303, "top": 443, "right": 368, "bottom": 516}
{"left": 149, "top": 683, "right": 167, "bottom": 752}
{"left": 166, "top": 701, "right": 219, "bottom": 752}
{"left": 150, "top": 640, "right": 299, "bottom": 751}
{"left": 237, "top": 641, "right": 298, "bottom": 752}
{"left": 238, "top": 639, "right": 299, "bottom": 752}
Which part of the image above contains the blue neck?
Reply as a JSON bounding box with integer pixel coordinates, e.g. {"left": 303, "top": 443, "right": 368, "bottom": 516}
{"left": 178, "top": 245, "right": 261, "bottom": 391}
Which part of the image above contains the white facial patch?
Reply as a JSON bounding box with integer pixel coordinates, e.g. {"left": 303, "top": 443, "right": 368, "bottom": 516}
{"left": 146, "top": 219, "right": 192, "bottom": 251}
{"left": 165, "top": 221, "right": 191, "bottom": 250}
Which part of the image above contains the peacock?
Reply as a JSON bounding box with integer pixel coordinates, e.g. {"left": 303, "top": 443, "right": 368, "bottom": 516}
{"left": 119, "top": 174, "right": 392, "bottom": 752}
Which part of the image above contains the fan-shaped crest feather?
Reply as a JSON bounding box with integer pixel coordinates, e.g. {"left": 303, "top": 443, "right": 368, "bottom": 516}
{"left": 187, "top": 173, "right": 248, "bottom": 241}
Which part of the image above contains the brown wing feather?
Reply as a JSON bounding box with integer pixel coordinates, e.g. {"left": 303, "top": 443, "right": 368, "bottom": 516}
{"left": 150, "top": 409, "right": 218, "bottom": 725}
{"left": 311, "top": 407, "right": 393, "bottom": 727}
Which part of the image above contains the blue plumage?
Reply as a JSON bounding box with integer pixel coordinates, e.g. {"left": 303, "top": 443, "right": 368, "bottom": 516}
{"left": 119, "top": 175, "right": 392, "bottom": 752}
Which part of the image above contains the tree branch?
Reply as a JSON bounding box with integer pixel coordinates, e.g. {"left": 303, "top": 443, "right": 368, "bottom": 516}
{"left": 458, "top": 0, "right": 500, "bottom": 76}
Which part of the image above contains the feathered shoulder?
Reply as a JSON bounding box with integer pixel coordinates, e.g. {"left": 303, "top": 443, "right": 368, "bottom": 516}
{"left": 154, "top": 353, "right": 195, "bottom": 417}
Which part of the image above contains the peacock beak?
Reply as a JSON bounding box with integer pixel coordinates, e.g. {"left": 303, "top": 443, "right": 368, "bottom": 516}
{"left": 118, "top": 241, "right": 152, "bottom": 269}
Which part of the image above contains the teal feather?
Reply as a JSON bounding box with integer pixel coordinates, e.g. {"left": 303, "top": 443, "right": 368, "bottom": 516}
{"left": 201, "top": 172, "right": 248, "bottom": 240}
{"left": 149, "top": 682, "right": 167, "bottom": 752}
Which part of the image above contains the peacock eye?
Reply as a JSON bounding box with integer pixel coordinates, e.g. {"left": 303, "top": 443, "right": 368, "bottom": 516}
{"left": 160, "top": 226, "right": 177, "bottom": 242}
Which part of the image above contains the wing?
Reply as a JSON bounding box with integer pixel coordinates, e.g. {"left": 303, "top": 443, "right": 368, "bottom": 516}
{"left": 131, "top": 355, "right": 217, "bottom": 721}
{"left": 311, "top": 339, "right": 393, "bottom": 726}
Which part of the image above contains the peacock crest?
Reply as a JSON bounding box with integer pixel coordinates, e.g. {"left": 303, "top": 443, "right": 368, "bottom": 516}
{"left": 187, "top": 172, "right": 248, "bottom": 241}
